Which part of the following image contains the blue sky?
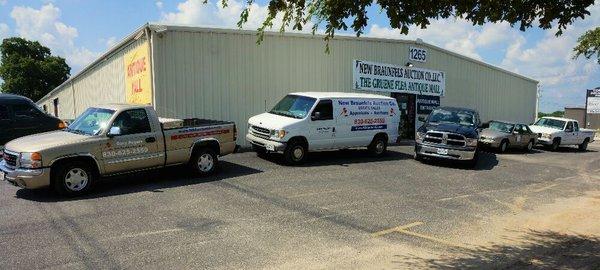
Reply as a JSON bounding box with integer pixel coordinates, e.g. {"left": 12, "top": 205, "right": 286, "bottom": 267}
{"left": 0, "top": 0, "right": 598, "bottom": 112}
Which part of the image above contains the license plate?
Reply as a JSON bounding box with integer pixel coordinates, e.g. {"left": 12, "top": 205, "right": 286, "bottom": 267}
{"left": 265, "top": 144, "right": 275, "bottom": 151}
{"left": 0, "top": 171, "right": 5, "bottom": 181}
{"left": 436, "top": 148, "right": 448, "bottom": 155}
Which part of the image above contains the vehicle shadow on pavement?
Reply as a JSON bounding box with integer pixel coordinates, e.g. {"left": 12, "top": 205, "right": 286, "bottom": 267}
{"left": 393, "top": 230, "right": 600, "bottom": 269}
{"left": 260, "top": 149, "right": 413, "bottom": 167}
{"left": 15, "top": 161, "right": 263, "bottom": 202}
{"left": 481, "top": 148, "right": 546, "bottom": 155}
{"left": 419, "top": 151, "right": 498, "bottom": 171}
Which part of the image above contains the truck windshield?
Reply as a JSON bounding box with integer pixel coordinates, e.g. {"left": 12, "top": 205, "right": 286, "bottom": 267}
{"left": 428, "top": 109, "right": 476, "bottom": 126}
{"left": 269, "top": 95, "right": 316, "bottom": 119}
{"left": 67, "top": 108, "right": 115, "bottom": 135}
{"left": 534, "top": 118, "right": 566, "bottom": 130}
{"left": 488, "top": 121, "right": 514, "bottom": 133}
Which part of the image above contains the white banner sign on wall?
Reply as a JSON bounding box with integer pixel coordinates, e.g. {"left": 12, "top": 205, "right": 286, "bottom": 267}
{"left": 352, "top": 60, "right": 445, "bottom": 96}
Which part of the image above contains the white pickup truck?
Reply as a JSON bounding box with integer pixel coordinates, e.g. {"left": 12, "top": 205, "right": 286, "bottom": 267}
{"left": 530, "top": 117, "right": 595, "bottom": 151}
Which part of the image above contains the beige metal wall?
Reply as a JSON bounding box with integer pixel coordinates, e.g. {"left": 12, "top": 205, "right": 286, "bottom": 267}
{"left": 152, "top": 27, "right": 538, "bottom": 146}
{"left": 37, "top": 38, "right": 149, "bottom": 119}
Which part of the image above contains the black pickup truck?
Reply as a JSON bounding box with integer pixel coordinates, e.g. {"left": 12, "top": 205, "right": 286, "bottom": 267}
{"left": 414, "top": 107, "right": 481, "bottom": 167}
{"left": 0, "top": 94, "right": 65, "bottom": 148}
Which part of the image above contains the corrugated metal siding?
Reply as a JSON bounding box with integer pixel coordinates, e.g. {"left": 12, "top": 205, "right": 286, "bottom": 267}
{"left": 37, "top": 38, "right": 149, "bottom": 119}
{"left": 153, "top": 29, "right": 537, "bottom": 146}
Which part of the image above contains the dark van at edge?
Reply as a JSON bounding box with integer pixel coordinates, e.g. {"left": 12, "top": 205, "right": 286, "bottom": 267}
{"left": 414, "top": 107, "right": 481, "bottom": 167}
{"left": 1, "top": 94, "right": 65, "bottom": 148}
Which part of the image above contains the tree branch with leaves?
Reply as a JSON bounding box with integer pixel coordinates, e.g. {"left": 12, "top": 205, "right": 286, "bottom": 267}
{"left": 573, "top": 27, "right": 600, "bottom": 64}
{"left": 229, "top": 0, "right": 595, "bottom": 51}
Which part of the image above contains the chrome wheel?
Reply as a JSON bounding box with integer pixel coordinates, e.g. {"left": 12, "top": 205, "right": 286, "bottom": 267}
{"left": 64, "top": 168, "right": 89, "bottom": 192}
{"left": 527, "top": 141, "right": 533, "bottom": 151}
{"left": 375, "top": 141, "right": 385, "bottom": 154}
{"left": 292, "top": 146, "right": 304, "bottom": 161}
{"left": 500, "top": 141, "right": 507, "bottom": 152}
{"left": 197, "top": 153, "right": 214, "bottom": 172}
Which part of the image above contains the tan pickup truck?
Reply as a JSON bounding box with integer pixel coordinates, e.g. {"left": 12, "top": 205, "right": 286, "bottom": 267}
{"left": 0, "top": 104, "right": 237, "bottom": 196}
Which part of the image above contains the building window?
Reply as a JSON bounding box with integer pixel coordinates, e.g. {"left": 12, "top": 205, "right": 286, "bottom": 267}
{"left": 53, "top": 98, "right": 59, "bottom": 117}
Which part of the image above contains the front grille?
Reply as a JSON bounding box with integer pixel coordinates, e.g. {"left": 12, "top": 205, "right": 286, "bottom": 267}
{"left": 252, "top": 126, "right": 270, "bottom": 134}
{"left": 3, "top": 151, "right": 18, "bottom": 167}
{"left": 251, "top": 125, "right": 271, "bottom": 140}
{"left": 423, "top": 131, "right": 466, "bottom": 147}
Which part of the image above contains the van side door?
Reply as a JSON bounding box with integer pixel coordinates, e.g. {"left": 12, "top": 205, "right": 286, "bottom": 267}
{"left": 308, "top": 99, "right": 336, "bottom": 150}
{"left": 101, "top": 108, "right": 163, "bottom": 174}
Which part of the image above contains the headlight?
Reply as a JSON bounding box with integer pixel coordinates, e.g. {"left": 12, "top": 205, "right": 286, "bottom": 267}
{"left": 19, "top": 152, "right": 42, "bottom": 169}
{"left": 270, "top": 129, "right": 286, "bottom": 139}
{"left": 465, "top": 138, "right": 478, "bottom": 147}
{"left": 541, "top": 133, "right": 551, "bottom": 139}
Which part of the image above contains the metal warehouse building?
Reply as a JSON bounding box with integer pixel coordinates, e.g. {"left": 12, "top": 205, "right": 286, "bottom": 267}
{"left": 37, "top": 23, "right": 538, "bottom": 146}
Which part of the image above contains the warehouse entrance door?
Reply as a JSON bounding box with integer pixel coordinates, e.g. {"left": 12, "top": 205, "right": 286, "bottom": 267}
{"left": 392, "top": 93, "right": 416, "bottom": 140}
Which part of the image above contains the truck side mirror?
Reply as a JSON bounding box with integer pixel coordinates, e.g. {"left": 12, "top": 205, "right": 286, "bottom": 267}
{"left": 418, "top": 116, "right": 426, "bottom": 122}
{"left": 311, "top": 111, "right": 322, "bottom": 121}
{"left": 107, "top": 126, "right": 121, "bottom": 137}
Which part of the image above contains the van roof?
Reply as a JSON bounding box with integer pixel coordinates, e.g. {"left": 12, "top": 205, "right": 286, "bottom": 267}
{"left": 289, "top": 92, "right": 395, "bottom": 100}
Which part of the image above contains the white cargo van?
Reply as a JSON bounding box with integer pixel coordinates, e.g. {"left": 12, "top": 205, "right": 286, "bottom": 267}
{"left": 246, "top": 92, "right": 400, "bottom": 164}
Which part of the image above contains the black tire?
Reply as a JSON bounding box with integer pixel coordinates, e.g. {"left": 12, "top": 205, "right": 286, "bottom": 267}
{"left": 53, "top": 161, "right": 95, "bottom": 197}
{"left": 368, "top": 135, "right": 388, "bottom": 157}
{"left": 189, "top": 148, "right": 218, "bottom": 176}
{"left": 498, "top": 139, "right": 509, "bottom": 153}
{"left": 464, "top": 151, "right": 479, "bottom": 168}
{"left": 578, "top": 138, "right": 589, "bottom": 151}
{"left": 550, "top": 138, "right": 560, "bottom": 151}
{"left": 525, "top": 140, "right": 534, "bottom": 152}
{"left": 284, "top": 140, "right": 307, "bottom": 165}
{"left": 252, "top": 145, "right": 267, "bottom": 157}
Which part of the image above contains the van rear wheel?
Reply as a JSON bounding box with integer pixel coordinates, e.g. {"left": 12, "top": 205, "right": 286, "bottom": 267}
{"left": 368, "top": 136, "right": 388, "bottom": 157}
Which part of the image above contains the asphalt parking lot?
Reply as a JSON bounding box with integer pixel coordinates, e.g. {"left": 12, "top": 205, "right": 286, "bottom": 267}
{"left": 1, "top": 142, "right": 599, "bottom": 269}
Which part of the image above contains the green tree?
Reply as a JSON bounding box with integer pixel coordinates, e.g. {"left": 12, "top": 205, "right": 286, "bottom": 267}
{"left": 226, "top": 0, "right": 595, "bottom": 48}
{"left": 573, "top": 27, "right": 600, "bottom": 63}
{"left": 538, "top": 111, "right": 564, "bottom": 118}
{"left": 0, "top": 37, "right": 70, "bottom": 101}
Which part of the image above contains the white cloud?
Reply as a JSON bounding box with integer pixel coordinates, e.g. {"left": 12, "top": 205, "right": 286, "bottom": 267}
{"left": 160, "top": 0, "right": 311, "bottom": 32}
{"left": 10, "top": 3, "right": 99, "bottom": 70}
{"left": 156, "top": 1, "right": 163, "bottom": 9}
{"left": 0, "top": 23, "right": 9, "bottom": 40}
{"left": 102, "top": 36, "right": 118, "bottom": 48}
{"left": 367, "top": 4, "right": 600, "bottom": 111}
{"left": 368, "top": 19, "right": 485, "bottom": 60}
{"left": 500, "top": 4, "right": 600, "bottom": 110}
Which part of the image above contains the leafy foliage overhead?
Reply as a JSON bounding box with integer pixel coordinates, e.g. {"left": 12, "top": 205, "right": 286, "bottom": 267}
{"left": 0, "top": 37, "right": 70, "bottom": 101}
{"left": 227, "top": 0, "right": 595, "bottom": 48}
{"left": 573, "top": 27, "right": 600, "bottom": 64}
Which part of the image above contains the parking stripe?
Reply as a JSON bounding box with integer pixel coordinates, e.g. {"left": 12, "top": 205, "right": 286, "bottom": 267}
{"left": 371, "top": 222, "right": 423, "bottom": 237}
